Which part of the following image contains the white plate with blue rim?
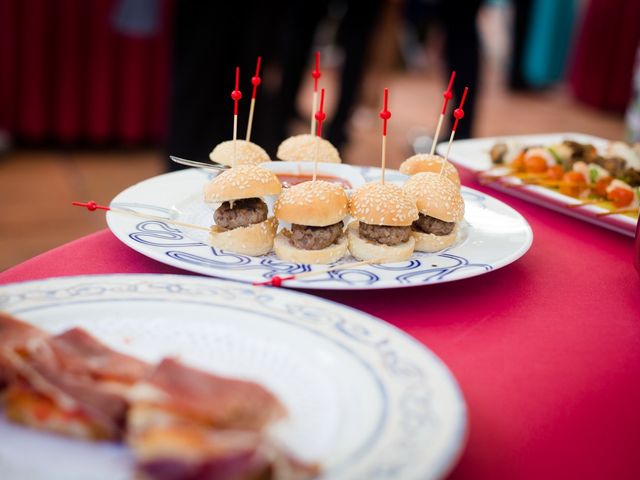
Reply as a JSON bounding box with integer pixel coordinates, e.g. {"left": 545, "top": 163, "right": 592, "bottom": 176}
{"left": 0, "top": 274, "right": 467, "bottom": 480}
{"left": 105, "top": 166, "right": 533, "bottom": 290}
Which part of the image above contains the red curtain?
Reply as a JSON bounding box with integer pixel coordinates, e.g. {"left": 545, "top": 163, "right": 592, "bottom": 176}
{"left": 569, "top": 0, "right": 640, "bottom": 113}
{"left": 0, "top": 0, "right": 171, "bottom": 145}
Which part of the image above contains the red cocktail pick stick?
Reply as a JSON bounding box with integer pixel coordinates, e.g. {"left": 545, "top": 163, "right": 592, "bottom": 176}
{"left": 231, "top": 66, "right": 242, "bottom": 115}
{"left": 312, "top": 51, "right": 321, "bottom": 92}
{"left": 252, "top": 259, "right": 377, "bottom": 287}
{"left": 230, "top": 67, "right": 242, "bottom": 166}
{"left": 315, "top": 88, "right": 326, "bottom": 138}
{"left": 72, "top": 201, "right": 210, "bottom": 231}
{"left": 251, "top": 56, "right": 262, "bottom": 100}
{"left": 451, "top": 86, "right": 468, "bottom": 132}
{"left": 246, "top": 57, "right": 262, "bottom": 141}
{"left": 379, "top": 88, "right": 391, "bottom": 184}
{"left": 441, "top": 71, "right": 456, "bottom": 115}
{"left": 312, "top": 88, "right": 327, "bottom": 181}
{"left": 72, "top": 201, "right": 110, "bottom": 211}
{"left": 442, "top": 86, "right": 469, "bottom": 167}
{"left": 380, "top": 88, "right": 391, "bottom": 135}
{"left": 430, "top": 70, "right": 456, "bottom": 155}
{"left": 310, "top": 51, "right": 322, "bottom": 135}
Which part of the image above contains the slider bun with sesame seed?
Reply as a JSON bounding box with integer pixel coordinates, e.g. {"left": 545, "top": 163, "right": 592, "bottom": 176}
{"left": 347, "top": 221, "right": 415, "bottom": 262}
{"left": 209, "top": 217, "right": 278, "bottom": 257}
{"left": 204, "top": 165, "right": 282, "bottom": 204}
{"left": 209, "top": 140, "right": 271, "bottom": 166}
{"left": 404, "top": 172, "right": 464, "bottom": 222}
{"left": 274, "top": 180, "right": 349, "bottom": 227}
{"left": 399, "top": 154, "right": 460, "bottom": 186}
{"left": 349, "top": 182, "right": 419, "bottom": 226}
{"left": 273, "top": 231, "right": 348, "bottom": 264}
{"left": 404, "top": 172, "right": 465, "bottom": 253}
{"left": 277, "top": 134, "right": 342, "bottom": 163}
{"left": 411, "top": 225, "right": 460, "bottom": 253}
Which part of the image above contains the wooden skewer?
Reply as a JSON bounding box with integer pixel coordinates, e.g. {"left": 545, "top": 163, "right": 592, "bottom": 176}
{"left": 442, "top": 86, "right": 469, "bottom": 169}
{"left": 596, "top": 208, "right": 639, "bottom": 217}
{"left": 430, "top": 71, "right": 456, "bottom": 156}
{"left": 245, "top": 56, "right": 262, "bottom": 142}
{"left": 566, "top": 199, "right": 607, "bottom": 208}
{"left": 313, "top": 88, "right": 326, "bottom": 182}
{"left": 230, "top": 67, "right": 242, "bottom": 168}
{"left": 310, "top": 52, "right": 321, "bottom": 135}
{"left": 72, "top": 201, "right": 210, "bottom": 232}
{"left": 379, "top": 88, "right": 391, "bottom": 185}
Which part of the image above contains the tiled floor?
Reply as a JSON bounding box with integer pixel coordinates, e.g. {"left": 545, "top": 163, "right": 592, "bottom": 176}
{"left": 0, "top": 67, "right": 626, "bottom": 271}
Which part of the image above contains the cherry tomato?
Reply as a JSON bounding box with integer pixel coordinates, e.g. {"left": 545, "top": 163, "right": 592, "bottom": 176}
{"left": 546, "top": 165, "right": 564, "bottom": 180}
{"left": 593, "top": 177, "right": 613, "bottom": 197}
{"left": 510, "top": 152, "right": 526, "bottom": 172}
{"left": 607, "top": 187, "right": 634, "bottom": 208}
{"left": 524, "top": 155, "right": 548, "bottom": 173}
{"left": 560, "top": 171, "right": 587, "bottom": 197}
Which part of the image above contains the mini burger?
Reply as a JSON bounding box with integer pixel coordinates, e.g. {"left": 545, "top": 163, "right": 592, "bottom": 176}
{"left": 348, "top": 183, "right": 419, "bottom": 262}
{"left": 399, "top": 153, "right": 460, "bottom": 186}
{"left": 404, "top": 172, "right": 465, "bottom": 252}
{"left": 277, "top": 134, "right": 342, "bottom": 163}
{"left": 204, "top": 165, "right": 281, "bottom": 256}
{"left": 273, "top": 180, "right": 349, "bottom": 264}
{"left": 209, "top": 140, "right": 271, "bottom": 167}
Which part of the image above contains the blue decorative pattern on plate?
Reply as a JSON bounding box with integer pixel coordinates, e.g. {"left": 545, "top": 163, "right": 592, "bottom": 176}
{"left": 106, "top": 167, "right": 533, "bottom": 289}
{"left": 0, "top": 274, "right": 467, "bottom": 480}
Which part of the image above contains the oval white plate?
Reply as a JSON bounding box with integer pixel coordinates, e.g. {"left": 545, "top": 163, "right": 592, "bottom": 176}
{"left": 0, "top": 274, "right": 466, "bottom": 480}
{"left": 106, "top": 167, "right": 533, "bottom": 290}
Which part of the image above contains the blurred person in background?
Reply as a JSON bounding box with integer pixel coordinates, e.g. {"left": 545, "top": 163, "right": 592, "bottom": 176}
{"left": 274, "top": 0, "right": 384, "bottom": 151}
{"left": 403, "top": 0, "right": 482, "bottom": 146}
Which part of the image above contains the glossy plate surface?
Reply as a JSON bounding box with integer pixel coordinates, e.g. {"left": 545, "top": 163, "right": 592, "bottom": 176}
{"left": 0, "top": 274, "right": 467, "bottom": 480}
{"left": 106, "top": 167, "right": 533, "bottom": 289}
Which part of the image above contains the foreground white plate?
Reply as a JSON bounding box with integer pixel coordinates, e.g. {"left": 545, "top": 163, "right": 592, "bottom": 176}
{"left": 106, "top": 167, "right": 532, "bottom": 290}
{"left": 0, "top": 274, "right": 466, "bottom": 480}
{"left": 437, "top": 132, "right": 637, "bottom": 237}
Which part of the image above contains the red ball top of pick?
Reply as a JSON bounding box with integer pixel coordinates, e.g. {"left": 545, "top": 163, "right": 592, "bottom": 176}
{"left": 453, "top": 108, "right": 464, "bottom": 120}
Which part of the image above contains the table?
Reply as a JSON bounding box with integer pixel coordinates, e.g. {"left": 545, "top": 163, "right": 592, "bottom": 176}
{"left": 1, "top": 171, "right": 639, "bottom": 480}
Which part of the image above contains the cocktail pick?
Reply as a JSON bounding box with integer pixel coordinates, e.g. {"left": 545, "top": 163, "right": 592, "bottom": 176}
{"left": 71, "top": 201, "right": 210, "bottom": 231}
{"left": 379, "top": 88, "right": 391, "bottom": 184}
{"left": 245, "top": 56, "right": 262, "bottom": 142}
{"left": 441, "top": 86, "right": 468, "bottom": 175}
{"left": 310, "top": 51, "right": 321, "bottom": 135}
{"left": 313, "top": 88, "right": 326, "bottom": 181}
{"left": 430, "top": 71, "right": 456, "bottom": 155}
{"left": 253, "top": 259, "right": 377, "bottom": 287}
{"left": 230, "top": 66, "right": 243, "bottom": 167}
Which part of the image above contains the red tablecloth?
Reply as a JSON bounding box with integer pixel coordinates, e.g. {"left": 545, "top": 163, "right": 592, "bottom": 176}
{"left": 1, "top": 172, "right": 639, "bottom": 480}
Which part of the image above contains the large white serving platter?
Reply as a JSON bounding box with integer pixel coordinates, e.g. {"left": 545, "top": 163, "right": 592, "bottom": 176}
{"left": 437, "top": 132, "right": 637, "bottom": 237}
{"left": 105, "top": 166, "right": 532, "bottom": 290}
{"left": 0, "top": 274, "right": 467, "bottom": 480}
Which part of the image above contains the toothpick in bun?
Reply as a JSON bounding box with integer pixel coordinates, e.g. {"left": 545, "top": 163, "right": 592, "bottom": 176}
{"left": 204, "top": 165, "right": 281, "bottom": 256}
{"left": 404, "top": 172, "right": 465, "bottom": 252}
{"left": 348, "top": 183, "right": 419, "bottom": 262}
{"left": 277, "top": 134, "right": 341, "bottom": 163}
{"left": 209, "top": 140, "right": 270, "bottom": 167}
{"left": 274, "top": 181, "right": 349, "bottom": 264}
{"left": 399, "top": 153, "right": 460, "bottom": 185}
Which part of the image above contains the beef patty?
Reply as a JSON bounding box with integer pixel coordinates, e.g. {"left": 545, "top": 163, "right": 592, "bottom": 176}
{"left": 214, "top": 198, "right": 268, "bottom": 230}
{"left": 290, "top": 222, "right": 343, "bottom": 250}
{"left": 359, "top": 222, "right": 411, "bottom": 246}
{"left": 412, "top": 213, "right": 455, "bottom": 236}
